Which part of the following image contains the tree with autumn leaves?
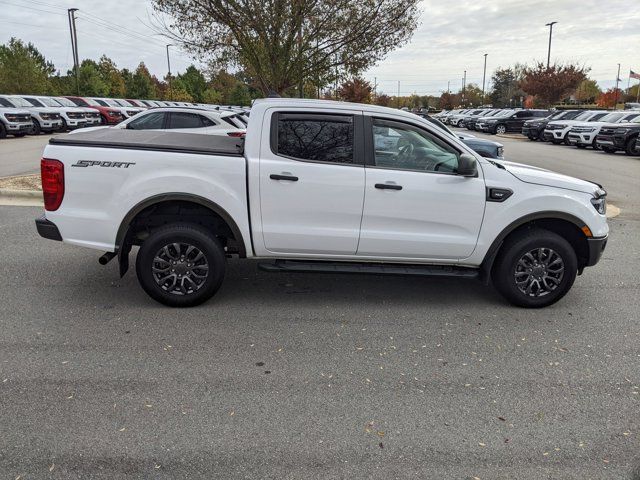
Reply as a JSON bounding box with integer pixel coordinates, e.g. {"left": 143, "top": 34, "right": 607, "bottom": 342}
{"left": 519, "top": 63, "right": 589, "bottom": 107}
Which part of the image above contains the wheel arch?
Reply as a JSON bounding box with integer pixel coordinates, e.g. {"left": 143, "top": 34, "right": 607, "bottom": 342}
{"left": 115, "top": 193, "right": 247, "bottom": 276}
{"left": 480, "top": 211, "right": 592, "bottom": 282}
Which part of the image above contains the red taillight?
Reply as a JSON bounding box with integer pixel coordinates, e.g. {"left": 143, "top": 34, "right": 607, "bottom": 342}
{"left": 227, "top": 131, "right": 246, "bottom": 138}
{"left": 41, "top": 158, "right": 64, "bottom": 211}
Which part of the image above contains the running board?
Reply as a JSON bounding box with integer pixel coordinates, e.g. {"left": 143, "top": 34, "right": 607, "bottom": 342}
{"left": 258, "top": 260, "right": 479, "bottom": 278}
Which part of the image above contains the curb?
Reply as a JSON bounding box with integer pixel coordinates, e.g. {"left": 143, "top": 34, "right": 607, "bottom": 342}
{"left": 495, "top": 134, "right": 527, "bottom": 141}
{"left": 0, "top": 188, "right": 42, "bottom": 199}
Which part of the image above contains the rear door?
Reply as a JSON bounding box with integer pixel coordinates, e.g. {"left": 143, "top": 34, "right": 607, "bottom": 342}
{"left": 258, "top": 111, "right": 365, "bottom": 255}
{"left": 357, "top": 117, "right": 486, "bottom": 260}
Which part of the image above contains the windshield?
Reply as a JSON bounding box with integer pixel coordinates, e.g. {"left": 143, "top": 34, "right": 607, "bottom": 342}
{"left": 117, "top": 99, "right": 134, "bottom": 107}
{"left": 0, "top": 98, "right": 14, "bottom": 108}
{"left": 8, "top": 96, "right": 32, "bottom": 108}
{"left": 84, "top": 98, "right": 100, "bottom": 106}
{"left": 38, "top": 97, "right": 62, "bottom": 107}
{"left": 495, "top": 110, "right": 514, "bottom": 117}
{"left": 56, "top": 97, "right": 76, "bottom": 107}
{"left": 24, "top": 97, "right": 45, "bottom": 107}
{"left": 561, "top": 111, "right": 582, "bottom": 120}
{"left": 574, "top": 111, "right": 595, "bottom": 121}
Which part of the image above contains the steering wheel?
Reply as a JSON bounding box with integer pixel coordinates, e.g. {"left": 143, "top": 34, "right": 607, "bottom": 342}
{"left": 399, "top": 143, "right": 414, "bottom": 157}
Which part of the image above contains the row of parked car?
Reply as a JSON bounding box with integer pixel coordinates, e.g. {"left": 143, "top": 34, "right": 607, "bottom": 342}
{"left": 0, "top": 94, "right": 250, "bottom": 139}
{"left": 434, "top": 107, "right": 640, "bottom": 156}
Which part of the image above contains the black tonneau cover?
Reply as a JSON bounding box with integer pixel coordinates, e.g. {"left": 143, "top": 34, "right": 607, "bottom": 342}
{"left": 49, "top": 128, "right": 244, "bottom": 156}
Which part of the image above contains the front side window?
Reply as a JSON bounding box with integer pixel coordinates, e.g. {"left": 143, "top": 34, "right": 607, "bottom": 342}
{"left": 372, "top": 119, "right": 459, "bottom": 174}
{"left": 276, "top": 114, "right": 354, "bottom": 164}
{"left": 167, "top": 112, "right": 204, "bottom": 129}
{"left": 127, "top": 112, "right": 165, "bottom": 130}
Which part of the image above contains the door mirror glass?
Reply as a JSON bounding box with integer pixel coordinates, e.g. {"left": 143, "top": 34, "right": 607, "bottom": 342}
{"left": 457, "top": 153, "right": 477, "bottom": 177}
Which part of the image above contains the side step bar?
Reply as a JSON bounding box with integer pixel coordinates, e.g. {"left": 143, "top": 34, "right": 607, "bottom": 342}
{"left": 258, "top": 260, "right": 479, "bottom": 279}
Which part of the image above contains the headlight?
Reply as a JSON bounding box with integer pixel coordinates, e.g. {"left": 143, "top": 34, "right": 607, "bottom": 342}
{"left": 4, "top": 114, "right": 20, "bottom": 122}
{"left": 486, "top": 119, "right": 498, "bottom": 123}
{"left": 108, "top": 111, "right": 119, "bottom": 116}
{"left": 591, "top": 189, "right": 607, "bottom": 215}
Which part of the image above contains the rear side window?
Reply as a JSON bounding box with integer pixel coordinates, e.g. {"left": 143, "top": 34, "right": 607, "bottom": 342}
{"left": 275, "top": 113, "right": 354, "bottom": 164}
{"left": 168, "top": 112, "right": 204, "bottom": 129}
{"left": 127, "top": 112, "right": 165, "bottom": 130}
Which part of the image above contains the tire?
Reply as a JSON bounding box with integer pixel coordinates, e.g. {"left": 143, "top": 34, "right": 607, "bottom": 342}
{"left": 135, "top": 223, "right": 226, "bottom": 307}
{"left": 576, "top": 144, "right": 586, "bottom": 149}
{"left": 527, "top": 135, "right": 535, "bottom": 141}
{"left": 13, "top": 133, "right": 26, "bottom": 138}
{"left": 495, "top": 124, "right": 507, "bottom": 135}
{"left": 0, "top": 122, "right": 6, "bottom": 139}
{"left": 624, "top": 136, "right": 639, "bottom": 156}
{"left": 100, "top": 115, "right": 107, "bottom": 125}
{"left": 59, "top": 118, "right": 68, "bottom": 132}
{"left": 602, "top": 146, "right": 616, "bottom": 153}
{"left": 31, "top": 119, "right": 41, "bottom": 135}
{"left": 591, "top": 139, "right": 600, "bottom": 150}
{"left": 563, "top": 135, "right": 572, "bottom": 146}
{"left": 492, "top": 228, "right": 578, "bottom": 308}
{"left": 551, "top": 139, "right": 562, "bottom": 145}
{"left": 457, "top": 119, "right": 464, "bottom": 127}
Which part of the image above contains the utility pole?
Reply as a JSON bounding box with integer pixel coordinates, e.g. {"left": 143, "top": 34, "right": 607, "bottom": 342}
{"left": 447, "top": 80, "right": 450, "bottom": 94}
{"left": 397, "top": 81, "right": 400, "bottom": 108}
{"left": 67, "top": 8, "right": 79, "bottom": 95}
{"left": 545, "top": 21, "right": 557, "bottom": 68}
{"left": 614, "top": 63, "right": 621, "bottom": 110}
{"left": 462, "top": 71, "right": 466, "bottom": 106}
{"left": 373, "top": 77, "right": 377, "bottom": 102}
{"left": 482, "top": 53, "right": 488, "bottom": 106}
{"left": 166, "top": 44, "right": 173, "bottom": 101}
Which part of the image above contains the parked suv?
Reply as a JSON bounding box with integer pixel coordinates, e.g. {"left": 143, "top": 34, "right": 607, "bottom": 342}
{"left": 54, "top": 97, "right": 102, "bottom": 126}
{"left": 479, "top": 110, "right": 549, "bottom": 134}
{"left": 21, "top": 95, "right": 88, "bottom": 131}
{"left": 596, "top": 117, "right": 640, "bottom": 155}
{"left": 567, "top": 111, "right": 640, "bottom": 149}
{"left": 0, "top": 94, "right": 62, "bottom": 134}
{"left": 65, "top": 96, "right": 124, "bottom": 125}
{"left": 449, "top": 109, "right": 485, "bottom": 128}
{"left": 522, "top": 110, "right": 578, "bottom": 140}
{"left": 91, "top": 98, "right": 143, "bottom": 119}
{"left": 543, "top": 110, "right": 609, "bottom": 145}
{"left": 0, "top": 98, "right": 33, "bottom": 138}
{"left": 464, "top": 109, "right": 499, "bottom": 130}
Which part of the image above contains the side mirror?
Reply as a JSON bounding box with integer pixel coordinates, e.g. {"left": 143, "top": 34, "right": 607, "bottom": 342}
{"left": 457, "top": 153, "right": 478, "bottom": 177}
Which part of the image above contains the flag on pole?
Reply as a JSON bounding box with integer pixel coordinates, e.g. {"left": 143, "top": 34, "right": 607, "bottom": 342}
{"left": 631, "top": 70, "right": 640, "bottom": 80}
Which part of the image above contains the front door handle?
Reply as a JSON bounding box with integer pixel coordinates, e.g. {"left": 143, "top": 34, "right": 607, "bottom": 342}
{"left": 270, "top": 174, "right": 298, "bottom": 181}
{"left": 375, "top": 183, "right": 402, "bottom": 190}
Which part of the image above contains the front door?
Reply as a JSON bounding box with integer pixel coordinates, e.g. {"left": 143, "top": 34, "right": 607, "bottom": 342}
{"left": 357, "top": 118, "right": 486, "bottom": 260}
{"left": 259, "top": 112, "right": 365, "bottom": 255}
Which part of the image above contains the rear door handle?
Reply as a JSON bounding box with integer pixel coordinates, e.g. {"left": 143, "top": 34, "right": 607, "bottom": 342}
{"left": 375, "top": 183, "right": 402, "bottom": 190}
{"left": 270, "top": 174, "right": 298, "bottom": 181}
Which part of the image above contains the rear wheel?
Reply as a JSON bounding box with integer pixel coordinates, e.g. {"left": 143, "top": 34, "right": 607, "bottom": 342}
{"left": 0, "top": 122, "right": 6, "bottom": 139}
{"left": 135, "top": 223, "right": 226, "bottom": 307}
{"left": 492, "top": 228, "right": 578, "bottom": 308}
{"left": 495, "top": 124, "right": 507, "bottom": 135}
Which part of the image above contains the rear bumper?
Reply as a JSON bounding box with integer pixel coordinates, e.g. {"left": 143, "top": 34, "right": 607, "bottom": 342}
{"left": 586, "top": 235, "right": 607, "bottom": 267}
{"left": 35, "top": 216, "right": 62, "bottom": 241}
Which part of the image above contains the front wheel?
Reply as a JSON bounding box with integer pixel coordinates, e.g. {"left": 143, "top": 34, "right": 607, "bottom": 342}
{"left": 495, "top": 124, "right": 507, "bottom": 135}
{"left": 625, "top": 137, "right": 639, "bottom": 156}
{"left": 135, "top": 223, "right": 226, "bottom": 307}
{"left": 602, "top": 146, "right": 616, "bottom": 153}
{"left": 492, "top": 228, "right": 578, "bottom": 308}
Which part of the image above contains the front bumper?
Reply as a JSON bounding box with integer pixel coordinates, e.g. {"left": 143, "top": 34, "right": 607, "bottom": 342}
{"left": 35, "top": 216, "right": 62, "bottom": 241}
{"left": 567, "top": 132, "right": 595, "bottom": 146}
{"left": 585, "top": 235, "right": 607, "bottom": 267}
{"left": 6, "top": 122, "right": 32, "bottom": 132}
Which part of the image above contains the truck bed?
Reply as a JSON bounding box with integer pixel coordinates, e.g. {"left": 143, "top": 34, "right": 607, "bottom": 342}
{"left": 49, "top": 129, "right": 244, "bottom": 156}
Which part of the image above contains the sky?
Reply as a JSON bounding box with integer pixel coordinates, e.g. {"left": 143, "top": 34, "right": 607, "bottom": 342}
{"left": 1, "top": 0, "right": 639, "bottom": 95}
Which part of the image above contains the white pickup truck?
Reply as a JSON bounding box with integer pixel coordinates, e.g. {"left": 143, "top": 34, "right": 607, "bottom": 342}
{"left": 36, "top": 98, "right": 609, "bottom": 308}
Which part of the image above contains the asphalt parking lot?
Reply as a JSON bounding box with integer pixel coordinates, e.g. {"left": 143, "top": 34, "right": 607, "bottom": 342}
{"left": 1, "top": 134, "right": 640, "bottom": 479}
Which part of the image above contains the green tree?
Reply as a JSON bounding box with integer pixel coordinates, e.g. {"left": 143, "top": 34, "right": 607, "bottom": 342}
{"left": 461, "top": 83, "right": 484, "bottom": 107}
{"left": 153, "top": 0, "right": 421, "bottom": 95}
{"left": 0, "top": 37, "right": 55, "bottom": 94}
{"left": 574, "top": 79, "right": 601, "bottom": 104}
{"left": 77, "top": 59, "right": 109, "bottom": 96}
{"left": 97, "top": 55, "right": 126, "bottom": 97}
{"left": 228, "top": 83, "right": 251, "bottom": 106}
{"left": 202, "top": 87, "right": 222, "bottom": 104}
{"left": 489, "top": 66, "right": 526, "bottom": 107}
{"left": 178, "top": 65, "right": 207, "bottom": 102}
{"left": 128, "top": 62, "right": 157, "bottom": 99}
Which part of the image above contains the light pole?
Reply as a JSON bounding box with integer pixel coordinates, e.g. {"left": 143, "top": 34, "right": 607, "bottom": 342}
{"left": 614, "top": 63, "right": 621, "bottom": 110}
{"left": 482, "top": 53, "right": 488, "bottom": 105}
{"left": 462, "top": 70, "right": 466, "bottom": 106}
{"left": 166, "top": 44, "right": 173, "bottom": 101}
{"left": 545, "top": 21, "right": 557, "bottom": 68}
